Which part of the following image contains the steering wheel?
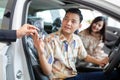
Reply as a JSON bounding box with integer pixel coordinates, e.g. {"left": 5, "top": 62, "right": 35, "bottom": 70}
{"left": 103, "top": 43, "right": 120, "bottom": 74}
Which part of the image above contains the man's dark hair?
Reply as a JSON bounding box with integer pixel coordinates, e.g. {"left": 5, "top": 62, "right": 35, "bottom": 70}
{"left": 66, "top": 8, "right": 83, "bottom": 23}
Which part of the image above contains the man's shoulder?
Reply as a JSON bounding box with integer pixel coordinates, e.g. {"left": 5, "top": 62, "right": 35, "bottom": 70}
{"left": 45, "top": 32, "right": 58, "bottom": 42}
{"left": 73, "top": 34, "right": 84, "bottom": 43}
{"left": 73, "top": 33, "right": 81, "bottom": 40}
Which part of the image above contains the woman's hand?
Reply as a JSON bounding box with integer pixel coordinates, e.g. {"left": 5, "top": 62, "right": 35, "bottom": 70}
{"left": 99, "top": 57, "right": 109, "bottom": 67}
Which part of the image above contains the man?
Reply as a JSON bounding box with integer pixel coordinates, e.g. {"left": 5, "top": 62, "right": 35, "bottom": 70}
{"left": 0, "top": 24, "right": 38, "bottom": 42}
{"left": 32, "top": 8, "right": 119, "bottom": 80}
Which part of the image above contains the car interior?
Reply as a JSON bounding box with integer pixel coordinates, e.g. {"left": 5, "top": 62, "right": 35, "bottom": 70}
{"left": 21, "top": 0, "right": 120, "bottom": 80}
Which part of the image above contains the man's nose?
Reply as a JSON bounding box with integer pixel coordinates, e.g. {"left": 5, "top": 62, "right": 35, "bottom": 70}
{"left": 66, "top": 20, "right": 72, "bottom": 25}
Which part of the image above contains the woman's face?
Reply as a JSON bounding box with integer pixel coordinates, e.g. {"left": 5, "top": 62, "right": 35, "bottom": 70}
{"left": 92, "top": 21, "right": 104, "bottom": 33}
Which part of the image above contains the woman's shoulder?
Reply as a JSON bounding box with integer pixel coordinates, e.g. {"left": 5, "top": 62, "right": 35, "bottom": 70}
{"left": 79, "top": 29, "right": 89, "bottom": 36}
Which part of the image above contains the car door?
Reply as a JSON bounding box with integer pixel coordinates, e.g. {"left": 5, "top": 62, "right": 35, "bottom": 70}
{"left": 0, "top": 0, "right": 31, "bottom": 80}
{"left": 0, "top": 0, "right": 14, "bottom": 80}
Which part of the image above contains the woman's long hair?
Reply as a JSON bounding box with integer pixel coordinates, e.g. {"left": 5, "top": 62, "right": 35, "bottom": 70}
{"left": 87, "top": 16, "right": 107, "bottom": 42}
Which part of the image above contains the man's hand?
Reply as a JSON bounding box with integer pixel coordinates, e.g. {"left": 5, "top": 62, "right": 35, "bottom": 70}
{"left": 32, "top": 30, "right": 45, "bottom": 55}
{"left": 16, "top": 24, "right": 39, "bottom": 38}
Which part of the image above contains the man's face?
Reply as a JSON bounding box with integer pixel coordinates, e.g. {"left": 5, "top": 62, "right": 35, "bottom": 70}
{"left": 61, "top": 12, "right": 81, "bottom": 34}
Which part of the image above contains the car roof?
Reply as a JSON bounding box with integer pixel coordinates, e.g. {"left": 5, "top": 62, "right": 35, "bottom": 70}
{"left": 30, "top": 0, "right": 120, "bottom": 21}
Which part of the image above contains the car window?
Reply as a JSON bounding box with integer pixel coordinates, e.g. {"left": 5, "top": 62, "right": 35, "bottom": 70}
{"left": 80, "top": 9, "right": 120, "bottom": 31}
{"left": 107, "top": 17, "right": 120, "bottom": 28}
{"left": 27, "top": 9, "right": 65, "bottom": 33}
{"left": 32, "top": 9, "right": 65, "bottom": 23}
{"left": 0, "top": 8, "right": 4, "bottom": 28}
{"left": 28, "top": 8, "right": 120, "bottom": 33}
{"left": 0, "top": 0, "right": 9, "bottom": 29}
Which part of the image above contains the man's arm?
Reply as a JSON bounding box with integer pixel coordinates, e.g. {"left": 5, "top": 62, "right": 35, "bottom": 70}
{"left": 0, "top": 30, "right": 16, "bottom": 42}
{"left": 32, "top": 31, "right": 52, "bottom": 76}
{"left": 0, "top": 24, "right": 38, "bottom": 42}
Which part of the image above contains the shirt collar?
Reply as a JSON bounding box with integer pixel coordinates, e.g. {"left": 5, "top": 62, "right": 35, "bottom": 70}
{"left": 56, "top": 29, "right": 76, "bottom": 43}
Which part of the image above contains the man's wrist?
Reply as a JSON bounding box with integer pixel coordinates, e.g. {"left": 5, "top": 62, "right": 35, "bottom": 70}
{"left": 16, "top": 29, "right": 20, "bottom": 38}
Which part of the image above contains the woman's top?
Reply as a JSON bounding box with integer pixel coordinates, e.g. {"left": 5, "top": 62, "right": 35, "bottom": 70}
{"left": 78, "top": 29, "right": 108, "bottom": 60}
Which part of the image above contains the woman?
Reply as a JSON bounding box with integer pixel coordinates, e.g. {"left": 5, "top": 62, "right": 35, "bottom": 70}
{"left": 78, "top": 16, "right": 108, "bottom": 60}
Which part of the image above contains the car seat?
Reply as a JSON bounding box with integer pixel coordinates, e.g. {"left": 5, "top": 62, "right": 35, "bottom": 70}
{"left": 52, "top": 17, "right": 61, "bottom": 32}
{"left": 24, "top": 18, "right": 49, "bottom": 80}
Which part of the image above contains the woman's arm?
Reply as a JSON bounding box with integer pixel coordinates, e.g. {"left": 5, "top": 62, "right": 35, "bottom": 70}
{"left": 84, "top": 55, "right": 109, "bottom": 67}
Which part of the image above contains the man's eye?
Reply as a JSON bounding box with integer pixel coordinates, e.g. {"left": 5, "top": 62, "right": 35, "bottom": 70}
{"left": 72, "top": 20, "right": 76, "bottom": 23}
{"left": 64, "top": 18, "right": 68, "bottom": 20}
